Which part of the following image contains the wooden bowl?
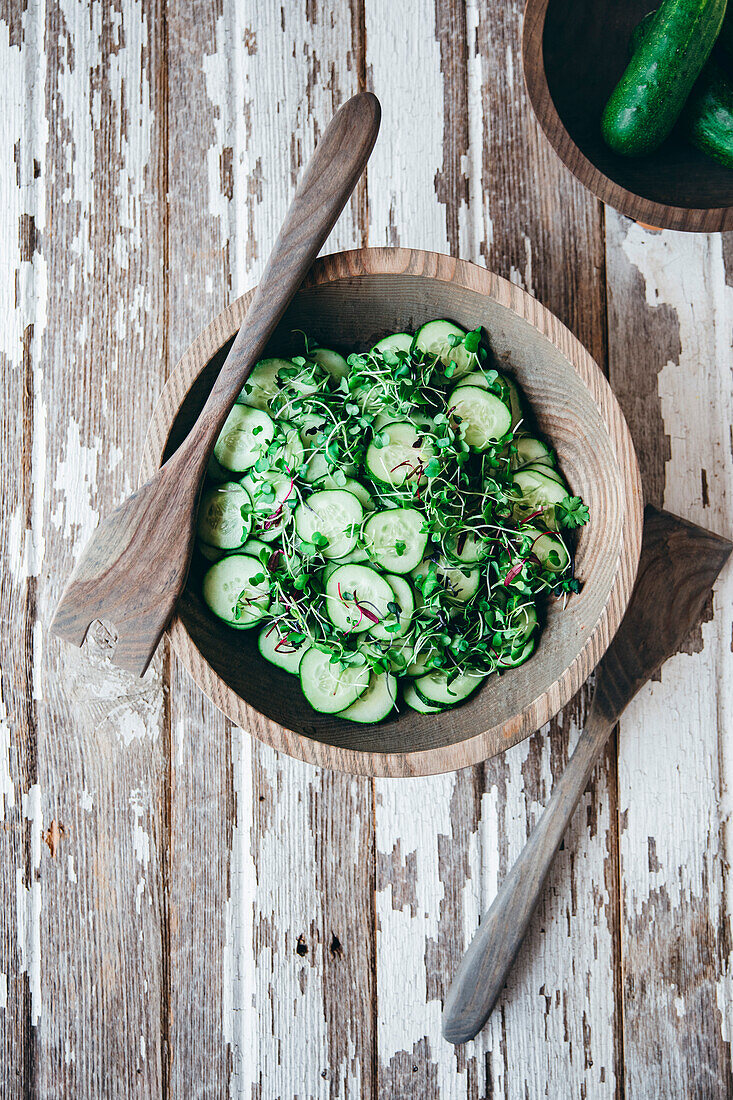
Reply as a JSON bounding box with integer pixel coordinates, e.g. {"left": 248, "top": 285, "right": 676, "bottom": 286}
{"left": 142, "top": 248, "right": 642, "bottom": 777}
{"left": 523, "top": 0, "right": 733, "bottom": 232}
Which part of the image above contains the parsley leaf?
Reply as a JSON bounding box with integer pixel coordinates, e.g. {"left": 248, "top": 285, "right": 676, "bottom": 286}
{"left": 554, "top": 496, "right": 590, "bottom": 529}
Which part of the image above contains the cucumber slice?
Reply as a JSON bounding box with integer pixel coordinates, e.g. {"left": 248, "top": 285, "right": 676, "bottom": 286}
{"left": 512, "top": 436, "right": 551, "bottom": 469}
{"left": 454, "top": 370, "right": 490, "bottom": 391}
{"left": 303, "top": 450, "right": 357, "bottom": 484}
{"left": 294, "top": 489, "right": 364, "bottom": 560}
{"left": 499, "top": 602, "right": 538, "bottom": 650}
{"left": 413, "top": 669, "right": 485, "bottom": 707}
{"left": 196, "top": 482, "right": 252, "bottom": 549}
{"left": 197, "top": 539, "right": 224, "bottom": 563}
{"left": 363, "top": 507, "right": 428, "bottom": 574}
{"left": 240, "top": 470, "right": 295, "bottom": 542}
{"left": 373, "top": 332, "right": 413, "bottom": 356}
{"left": 513, "top": 468, "right": 569, "bottom": 529}
{"left": 371, "top": 573, "right": 415, "bottom": 641}
{"left": 443, "top": 528, "right": 492, "bottom": 565}
{"left": 498, "top": 637, "right": 536, "bottom": 668}
{"left": 339, "top": 671, "right": 397, "bottom": 723}
{"left": 202, "top": 554, "right": 270, "bottom": 627}
{"left": 365, "top": 421, "right": 435, "bottom": 487}
{"left": 258, "top": 624, "right": 309, "bottom": 674}
{"left": 312, "top": 347, "right": 349, "bottom": 381}
{"left": 526, "top": 530, "right": 570, "bottom": 573}
{"left": 448, "top": 385, "right": 512, "bottom": 449}
{"left": 412, "top": 557, "right": 481, "bottom": 602}
{"left": 402, "top": 681, "right": 443, "bottom": 714}
{"left": 315, "top": 476, "right": 375, "bottom": 511}
{"left": 241, "top": 537, "right": 271, "bottom": 560}
{"left": 405, "top": 644, "right": 441, "bottom": 677}
{"left": 299, "top": 647, "right": 371, "bottom": 713}
{"left": 214, "top": 405, "right": 275, "bottom": 473}
{"left": 521, "top": 462, "right": 564, "bottom": 485}
{"left": 332, "top": 545, "right": 369, "bottom": 565}
{"left": 237, "top": 358, "right": 292, "bottom": 410}
{"left": 413, "top": 319, "right": 475, "bottom": 379}
{"left": 324, "top": 564, "right": 395, "bottom": 634}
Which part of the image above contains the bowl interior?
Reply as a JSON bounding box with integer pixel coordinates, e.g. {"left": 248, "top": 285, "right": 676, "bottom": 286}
{"left": 542, "top": 0, "right": 733, "bottom": 212}
{"left": 165, "top": 273, "right": 626, "bottom": 758}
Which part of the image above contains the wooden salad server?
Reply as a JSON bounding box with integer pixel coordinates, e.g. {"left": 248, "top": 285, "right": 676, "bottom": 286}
{"left": 50, "top": 92, "right": 381, "bottom": 675}
{"left": 443, "top": 506, "right": 732, "bottom": 1045}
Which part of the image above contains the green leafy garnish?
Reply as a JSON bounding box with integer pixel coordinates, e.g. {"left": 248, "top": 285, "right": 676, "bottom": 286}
{"left": 555, "top": 496, "right": 590, "bottom": 529}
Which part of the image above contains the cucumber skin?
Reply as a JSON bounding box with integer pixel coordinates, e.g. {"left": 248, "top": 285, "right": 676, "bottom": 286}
{"left": 602, "top": 0, "right": 728, "bottom": 156}
{"left": 684, "top": 57, "right": 733, "bottom": 167}
{"left": 630, "top": 10, "right": 733, "bottom": 168}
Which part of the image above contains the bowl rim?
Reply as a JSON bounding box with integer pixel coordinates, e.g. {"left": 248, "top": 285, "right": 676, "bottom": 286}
{"left": 141, "top": 247, "right": 643, "bottom": 776}
{"left": 522, "top": 0, "right": 733, "bottom": 234}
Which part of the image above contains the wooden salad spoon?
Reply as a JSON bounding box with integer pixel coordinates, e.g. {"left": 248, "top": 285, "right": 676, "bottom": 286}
{"left": 443, "top": 506, "right": 732, "bottom": 1045}
{"left": 50, "top": 92, "right": 381, "bottom": 675}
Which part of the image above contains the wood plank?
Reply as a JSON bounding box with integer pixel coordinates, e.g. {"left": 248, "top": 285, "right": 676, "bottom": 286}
{"left": 606, "top": 215, "right": 733, "bottom": 1097}
{"left": 29, "top": 0, "right": 168, "bottom": 1092}
{"left": 164, "top": 3, "right": 237, "bottom": 1092}
{"left": 366, "top": 0, "right": 621, "bottom": 1093}
{"left": 1, "top": 3, "right": 45, "bottom": 1087}
{"left": 217, "top": 4, "right": 377, "bottom": 1095}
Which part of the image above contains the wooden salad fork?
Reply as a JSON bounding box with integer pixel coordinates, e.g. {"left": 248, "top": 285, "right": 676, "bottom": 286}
{"left": 50, "top": 92, "right": 381, "bottom": 675}
{"left": 442, "top": 506, "right": 732, "bottom": 1045}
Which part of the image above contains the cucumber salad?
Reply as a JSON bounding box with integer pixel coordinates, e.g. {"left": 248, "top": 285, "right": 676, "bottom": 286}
{"left": 196, "top": 319, "right": 590, "bottom": 723}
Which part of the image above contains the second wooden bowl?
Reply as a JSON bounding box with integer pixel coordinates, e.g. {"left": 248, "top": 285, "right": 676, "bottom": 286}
{"left": 142, "top": 248, "right": 643, "bottom": 777}
{"left": 523, "top": 0, "right": 733, "bottom": 232}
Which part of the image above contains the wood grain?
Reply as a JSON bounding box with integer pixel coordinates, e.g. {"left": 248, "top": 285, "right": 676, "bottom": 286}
{"left": 607, "top": 215, "right": 733, "bottom": 1096}
{"left": 523, "top": 0, "right": 733, "bottom": 232}
{"left": 162, "top": 3, "right": 235, "bottom": 1092}
{"left": 11, "top": 0, "right": 169, "bottom": 1093}
{"left": 443, "top": 507, "right": 732, "bottom": 1045}
{"left": 213, "top": 6, "right": 377, "bottom": 1096}
{"left": 3, "top": 0, "right": 733, "bottom": 1096}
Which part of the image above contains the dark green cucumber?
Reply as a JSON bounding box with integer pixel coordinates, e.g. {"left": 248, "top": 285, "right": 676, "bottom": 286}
{"left": 630, "top": 9, "right": 733, "bottom": 167}
{"left": 602, "top": 0, "right": 728, "bottom": 156}
{"left": 683, "top": 57, "right": 733, "bottom": 165}
{"left": 718, "top": 5, "right": 733, "bottom": 53}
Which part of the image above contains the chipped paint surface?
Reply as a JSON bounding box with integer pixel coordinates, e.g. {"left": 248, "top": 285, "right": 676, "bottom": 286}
{"left": 16, "top": 785, "right": 43, "bottom": 1026}
{"left": 224, "top": 726, "right": 256, "bottom": 1098}
{"left": 3, "top": 0, "right": 733, "bottom": 1095}
{"left": 609, "top": 216, "right": 733, "bottom": 1097}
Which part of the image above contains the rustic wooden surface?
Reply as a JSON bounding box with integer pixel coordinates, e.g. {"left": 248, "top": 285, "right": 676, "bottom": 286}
{"left": 2, "top": 0, "right": 731, "bottom": 1097}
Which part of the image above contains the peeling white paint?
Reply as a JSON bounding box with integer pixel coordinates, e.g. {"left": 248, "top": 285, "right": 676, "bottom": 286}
{"left": 16, "top": 865, "right": 42, "bottom": 1026}
{"left": 611, "top": 214, "right": 733, "bottom": 1094}
{"left": 19, "top": 785, "right": 44, "bottom": 1028}
{"left": 366, "top": 0, "right": 448, "bottom": 255}
{"left": 223, "top": 726, "right": 256, "bottom": 1099}
{"left": 67, "top": 855, "right": 77, "bottom": 884}
{"left": 51, "top": 421, "right": 102, "bottom": 549}
{"left": 0, "top": 686, "right": 14, "bottom": 822}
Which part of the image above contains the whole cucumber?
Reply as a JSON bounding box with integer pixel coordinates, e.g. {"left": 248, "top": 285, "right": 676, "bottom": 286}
{"left": 630, "top": 9, "right": 733, "bottom": 168}
{"left": 602, "top": 0, "right": 728, "bottom": 156}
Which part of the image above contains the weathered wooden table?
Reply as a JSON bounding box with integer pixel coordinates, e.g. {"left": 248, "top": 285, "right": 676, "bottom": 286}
{"left": 3, "top": 1, "right": 732, "bottom": 1096}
